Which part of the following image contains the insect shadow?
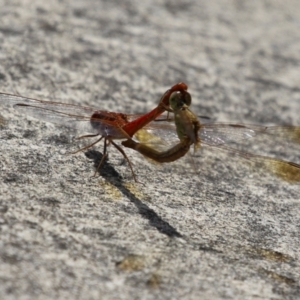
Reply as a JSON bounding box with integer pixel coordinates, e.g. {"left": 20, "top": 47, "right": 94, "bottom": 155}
{"left": 85, "top": 149, "right": 182, "bottom": 238}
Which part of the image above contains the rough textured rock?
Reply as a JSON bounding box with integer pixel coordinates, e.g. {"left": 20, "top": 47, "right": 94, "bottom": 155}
{"left": 0, "top": 0, "right": 300, "bottom": 299}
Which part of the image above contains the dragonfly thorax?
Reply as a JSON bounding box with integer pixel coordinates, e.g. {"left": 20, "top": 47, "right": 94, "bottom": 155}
{"left": 90, "top": 111, "right": 129, "bottom": 138}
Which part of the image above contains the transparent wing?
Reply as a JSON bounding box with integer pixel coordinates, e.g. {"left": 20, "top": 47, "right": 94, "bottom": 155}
{"left": 137, "top": 122, "right": 268, "bottom": 148}
{"left": 264, "top": 126, "right": 300, "bottom": 143}
{"left": 0, "top": 92, "right": 143, "bottom": 138}
{"left": 202, "top": 143, "right": 300, "bottom": 182}
{"left": 15, "top": 104, "right": 100, "bottom": 134}
{"left": 0, "top": 92, "right": 96, "bottom": 116}
{"left": 199, "top": 123, "right": 300, "bottom": 146}
{"left": 199, "top": 123, "right": 267, "bottom": 146}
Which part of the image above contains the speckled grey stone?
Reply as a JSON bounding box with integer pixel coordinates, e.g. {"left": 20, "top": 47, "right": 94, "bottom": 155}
{"left": 0, "top": 1, "right": 300, "bottom": 299}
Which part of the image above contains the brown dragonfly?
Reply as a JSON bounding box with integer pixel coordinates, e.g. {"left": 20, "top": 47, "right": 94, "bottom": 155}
{"left": 122, "top": 91, "right": 300, "bottom": 183}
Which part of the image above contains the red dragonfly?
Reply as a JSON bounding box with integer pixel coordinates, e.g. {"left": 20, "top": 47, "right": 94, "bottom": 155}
{"left": 0, "top": 83, "right": 188, "bottom": 181}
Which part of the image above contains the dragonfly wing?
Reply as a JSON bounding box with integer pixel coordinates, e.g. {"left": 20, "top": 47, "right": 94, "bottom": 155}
{"left": 204, "top": 144, "right": 300, "bottom": 182}
{"left": 0, "top": 93, "right": 130, "bottom": 138}
{"left": 0, "top": 93, "right": 97, "bottom": 116}
{"left": 134, "top": 118, "right": 181, "bottom": 151}
{"left": 15, "top": 103, "right": 99, "bottom": 133}
{"left": 265, "top": 126, "right": 300, "bottom": 144}
{"left": 199, "top": 124, "right": 268, "bottom": 146}
{"left": 16, "top": 104, "right": 133, "bottom": 139}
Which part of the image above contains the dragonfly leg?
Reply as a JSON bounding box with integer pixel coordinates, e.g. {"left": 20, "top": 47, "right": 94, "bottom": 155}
{"left": 158, "top": 101, "right": 173, "bottom": 114}
{"left": 154, "top": 113, "right": 175, "bottom": 123}
{"left": 70, "top": 136, "right": 104, "bottom": 154}
{"left": 76, "top": 133, "right": 100, "bottom": 140}
{"left": 111, "top": 140, "right": 140, "bottom": 183}
{"left": 93, "top": 137, "right": 109, "bottom": 177}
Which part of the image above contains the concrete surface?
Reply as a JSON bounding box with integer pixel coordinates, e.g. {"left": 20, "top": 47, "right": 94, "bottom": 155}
{"left": 0, "top": 0, "right": 300, "bottom": 299}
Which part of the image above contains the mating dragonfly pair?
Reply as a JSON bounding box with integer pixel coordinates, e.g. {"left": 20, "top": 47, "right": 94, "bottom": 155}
{"left": 0, "top": 83, "right": 299, "bottom": 183}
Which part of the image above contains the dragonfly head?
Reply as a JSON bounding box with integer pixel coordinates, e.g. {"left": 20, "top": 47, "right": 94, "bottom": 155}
{"left": 169, "top": 91, "right": 191, "bottom": 111}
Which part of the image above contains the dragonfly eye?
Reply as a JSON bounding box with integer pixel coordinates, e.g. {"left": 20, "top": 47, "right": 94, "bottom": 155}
{"left": 169, "top": 91, "right": 192, "bottom": 110}
{"left": 183, "top": 92, "right": 192, "bottom": 106}
{"left": 169, "top": 92, "right": 181, "bottom": 110}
